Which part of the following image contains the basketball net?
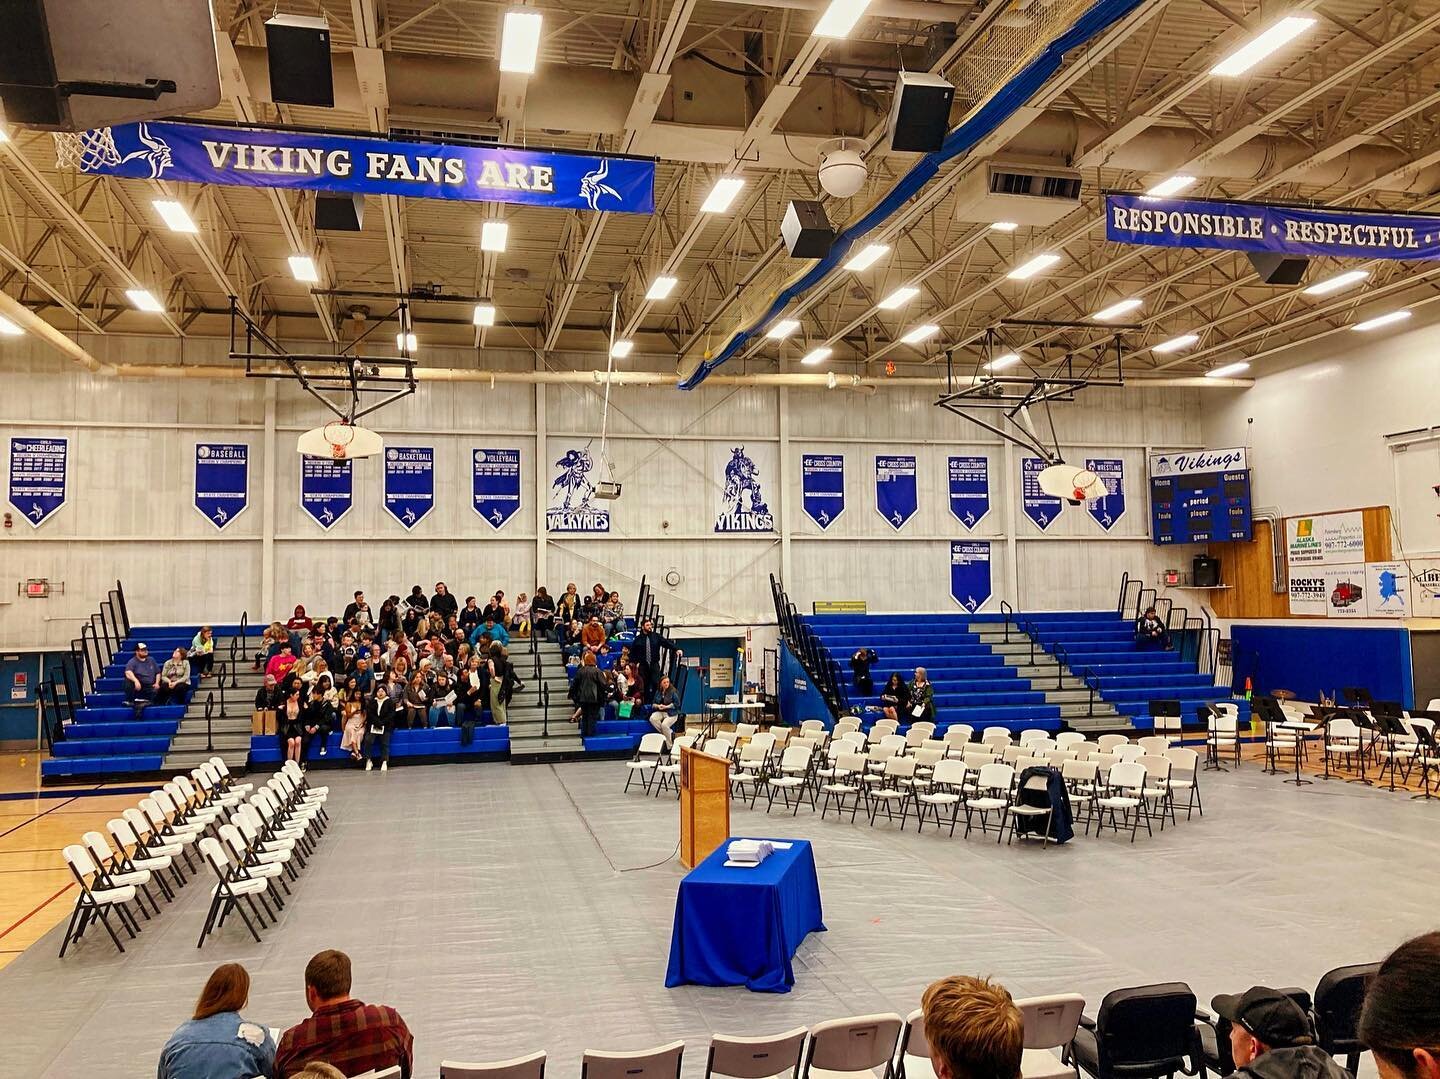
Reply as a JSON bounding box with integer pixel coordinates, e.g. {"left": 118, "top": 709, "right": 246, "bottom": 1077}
{"left": 52, "top": 128, "right": 122, "bottom": 172}
{"left": 324, "top": 421, "right": 355, "bottom": 461}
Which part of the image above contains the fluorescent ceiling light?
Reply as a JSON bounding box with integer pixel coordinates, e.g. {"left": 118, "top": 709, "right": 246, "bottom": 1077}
{"left": 396, "top": 332, "right": 418, "bottom": 351}
{"left": 700, "top": 176, "right": 746, "bottom": 214}
{"left": 813, "top": 0, "right": 872, "bottom": 38}
{"left": 1206, "top": 361, "right": 1251, "bottom": 378}
{"left": 1007, "top": 252, "right": 1061, "bottom": 280}
{"left": 645, "top": 275, "right": 678, "bottom": 301}
{"left": 987, "top": 352, "right": 1021, "bottom": 371}
{"left": 1092, "top": 297, "right": 1143, "bottom": 321}
{"left": 877, "top": 285, "right": 919, "bottom": 310}
{"left": 801, "top": 347, "right": 833, "bottom": 365}
{"left": 1352, "top": 309, "right": 1411, "bottom": 332}
{"left": 1210, "top": 16, "right": 1317, "bottom": 77}
{"left": 472, "top": 303, "right": 496, "bottom": 327}
{"left": 1152, "top": 333, "right": 1200, "bottom": 353}
{"left": 499, "top": 8, "right": 543, "bottom": 74}
{"left": 1303, "top": 269, "right": 1369, "bottom": 296}
{"left": 1145, "top": 175, "right": 1197, "bottom": 198}
{"left": 481, "top": 220, "right": 509, "bottom": 252}
{"left": 900, "top": 324, "right": 939, "bottom": 345}
{"left": 288, "top": 255, "right": 319, "bottom": 283}
{"left": 610, "top": 339, "right": 634, "bottom": 358}
{"left": 767, "top": 318, "right": 800, "bottom": 339}
{"left": 0, "top": 314, "right": 23, "bottom": 336}
{"left": 990, "top": 221, "right": 1019, "bottom": 232}
{"left": 126, "top": 289, "right": 164, "bottom": 312}
{"left": 0, "top": 127, "right": 8, "bottom": 143}
{"left": 152, "top": 199, "right": 197, "bottom": 233}
{"left": 844, "top": 243, "right": 889, "bottom": 271}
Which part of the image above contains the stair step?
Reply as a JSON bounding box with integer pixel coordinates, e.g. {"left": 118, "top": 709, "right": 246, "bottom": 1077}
{"left": 1058, "top": 702, "right": 1118, "bottom": 718}
{"left": 1043, "top": 689, "right": 1100, "bottom": 703}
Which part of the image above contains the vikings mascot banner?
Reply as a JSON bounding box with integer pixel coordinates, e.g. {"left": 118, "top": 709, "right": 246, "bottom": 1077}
{"left": 712, "top": 444, "right": 777, "bottom": 533}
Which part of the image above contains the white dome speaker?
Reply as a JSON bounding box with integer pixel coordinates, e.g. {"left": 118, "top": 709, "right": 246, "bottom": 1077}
{"left": 1038, "top": 462, "right": 1104, "bottom": 505}
{"left": 818, "top": 146, "right": 867, "bottom": 198}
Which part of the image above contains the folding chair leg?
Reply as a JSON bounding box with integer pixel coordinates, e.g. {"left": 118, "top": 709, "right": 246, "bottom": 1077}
{"left": 58, "top": 905, "right": 84, "bottom": 958}
{"left": 95, "top": 906, "right": 128, "bottom": 953}
{"left": 197, "top": 897, "right": 222, "bottom": 948}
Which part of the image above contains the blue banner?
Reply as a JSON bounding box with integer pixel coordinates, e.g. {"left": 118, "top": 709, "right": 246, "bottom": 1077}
{"left": 8, "top": 437, "right": 67, "bottom": 527}
{"left": 714, "top": 445, "right": 775, "bottom": 533}
{"left": 801, "top": 454, "right": 846, "bottom": 529}
{"left": 547, "top": 444, "right": 609, "bottom": 533}
{"left": 473, "top": 448, "right": 522, "bottom": 529}
{"left": 950, "top": 541, "right": 993, "bottom": 612}
{"left": 1021, "top": 457, "right": 1063, "bottom": 532}
{"left": 194, "top": 443, "right": 249, "bottom": 529}
{"left": 300, "top": 455, "right": 353, "bottom": 530}
{"left": 384, "top": 446, "right": 434, "bottom": 530}
{"left": 75, "top": 121, "right": 656, "bottom": 214}
{"left": 1106, "top": 194, "right": 1440, "bottom": 260}
{"left": 948, "top": 455, "right": 990, "bottom": 530}
{"left": 1085, "top": 457, "right": 1126, "bottom": 532}
{"left": 875, "top": 455, "right": 917, "bottom": 531}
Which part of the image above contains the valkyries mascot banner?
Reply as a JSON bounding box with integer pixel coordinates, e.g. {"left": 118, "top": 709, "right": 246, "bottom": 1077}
{"left": 1106, "top": 194, "right": 1440, "bottom": 260}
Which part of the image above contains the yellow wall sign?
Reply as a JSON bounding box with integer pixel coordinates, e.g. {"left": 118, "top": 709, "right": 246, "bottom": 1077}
{"left": 812, "top": 600, "right": 867, "bottom": 614}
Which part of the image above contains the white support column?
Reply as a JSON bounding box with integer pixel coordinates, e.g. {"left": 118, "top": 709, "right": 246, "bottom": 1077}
{"left": 260, "top": 380, "right": 277, "bottom": 618}
{"left": 1003, "top": 441, "right": 1020, "bottom": 608}
{"left": 777, "top": 383, "right": 793, "bottom": 586}
{"left": 534, "top": 377, "right": 548, "bottom": 586}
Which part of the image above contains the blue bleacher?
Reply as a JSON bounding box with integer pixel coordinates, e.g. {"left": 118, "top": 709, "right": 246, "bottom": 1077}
{"left": 248, "top": 724, "right": 510, "bottom": 765}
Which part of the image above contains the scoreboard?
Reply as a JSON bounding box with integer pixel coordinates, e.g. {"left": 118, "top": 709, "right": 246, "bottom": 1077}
{"left": 1149, "top": 447, "right": 1253, "bottom": 545}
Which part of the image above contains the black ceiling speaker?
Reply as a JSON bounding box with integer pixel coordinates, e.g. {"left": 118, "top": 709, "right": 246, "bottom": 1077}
{"left": 265, "top": 14, "right": 334, "bottom": 108}
{"left": 1248, "top": 252, "right": 1309, "bottom": 286}
{"left": 887, "top": 71, "right": 955, "bottom": 153}
{"left": 316, "top": 192, "right": 364, "bottom": 231}
{"left": 781, "top": 200, "right": 834, "bottom": 259}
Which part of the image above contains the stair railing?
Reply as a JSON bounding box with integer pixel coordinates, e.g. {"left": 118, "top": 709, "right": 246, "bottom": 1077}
{"left": 229, "top": 610, "right": 248, "bottom": 688}
{"left": 216, "top": 659, "right": 229, "bottom": 719}
{"left": 1117, "top": 572, "right": 1142, "bottom": 619}
{"left": 541, "top": 683, "right": 551, "bottom": 739}
{"left": 999, "top": 599, "right": 1016, "bottom": 643}
{"left": 37, "top": 680, "right": 61, "bottom": 750}
{"left": 1051, "top": 642, "right": 1070, "bottom": 690}
{"left": 204, "top": 692, "right": 216, "bottom": 753}
{"left": 113, "top": 580, "right": 131, "bottom": 637}
{"left": 1082, "top": 667, "right": 1101, "bottom": 719}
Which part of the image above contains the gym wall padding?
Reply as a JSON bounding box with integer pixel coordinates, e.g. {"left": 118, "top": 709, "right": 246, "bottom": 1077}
{"left": 778, "top": 643, "right": 832, "bottom": 727}
{"left": 1231, "top": 624, "right": 1414, "bottom": 707}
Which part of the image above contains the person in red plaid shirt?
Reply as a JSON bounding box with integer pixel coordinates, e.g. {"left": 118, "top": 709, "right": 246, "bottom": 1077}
{"left": 276, "top": 950, "right": 414, "bottom": 1079}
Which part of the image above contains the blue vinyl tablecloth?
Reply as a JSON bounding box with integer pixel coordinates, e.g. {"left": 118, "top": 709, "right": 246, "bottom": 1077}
{"left": 664, "top": 838, "right": 825, "bottom": 993}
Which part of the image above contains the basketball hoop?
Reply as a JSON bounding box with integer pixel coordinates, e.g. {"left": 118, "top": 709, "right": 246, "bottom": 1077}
{"left": 324, "top": 421, "right": 355, "bottom": 461}
{"left": 52, "top": 128, "right": 122, "bottom": 172}
{"left": 296, "top": 422, "right": 383, "bottom": 461}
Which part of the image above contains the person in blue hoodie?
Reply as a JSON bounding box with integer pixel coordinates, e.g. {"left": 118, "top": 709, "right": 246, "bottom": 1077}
{"left": 159, "top": 962, "right": 275, "bottom": 1079}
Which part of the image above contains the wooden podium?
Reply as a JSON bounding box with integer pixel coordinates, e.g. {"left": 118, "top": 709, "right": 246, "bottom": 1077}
{"left": 679, "top": 747, "right": 731, "bottom": 868}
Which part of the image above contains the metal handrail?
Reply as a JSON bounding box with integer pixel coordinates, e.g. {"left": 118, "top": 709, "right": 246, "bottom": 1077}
{"left": 204, "top": 692, "right": 215, "bottom": 753}
{"left": 1019, "top": 618, "right": 1039, "bottom": 666}
{"left": 1116, "top": 572, "right": 1131, "bottom": 616}
{"left": 999, "top": 599, "right": 1015, "bottom": 643}
{"left": 114, "top": 580, "right": 131, "bottom": 636}
{"left": 230, "top": 610, "right": 248, "bottom": 686}
{"left": 1052, "top": 642, "right": 1069, "bottom": 690}
{"left": 216, "top": 659, "right": 228, "bottom": 719}
{"left": 1082, "top": 666, "right": 1101, "bottom": 718}
{"left": 541, "top": 683, "right": 551, "bottom": 739}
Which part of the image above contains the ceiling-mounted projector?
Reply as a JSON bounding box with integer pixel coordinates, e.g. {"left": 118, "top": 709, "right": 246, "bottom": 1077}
{"left": 1038, "top": 463, "right": 1104, "bottom": 505}
{"left": 595, "top": 480, "right": 623, "bottom": 500}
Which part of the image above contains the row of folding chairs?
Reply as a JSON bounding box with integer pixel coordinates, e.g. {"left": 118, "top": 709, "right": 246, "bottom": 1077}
{"left": 58, "top": 758, "right": 329, "bottom": 957}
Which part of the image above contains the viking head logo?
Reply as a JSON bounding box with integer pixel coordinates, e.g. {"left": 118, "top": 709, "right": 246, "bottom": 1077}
{"left": 579, "top": 159, "right": 621, "bottom": 211}
{"left": 118, "top": 123, "right": 173, "bottom": 179}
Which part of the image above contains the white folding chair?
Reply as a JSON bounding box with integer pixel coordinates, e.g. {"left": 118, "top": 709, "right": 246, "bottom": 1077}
{"left": 705, "top": 1029, "right": 808, "bottom": 1079}
{"left": 1094, "top": 762, "right": 1151, "bottom": 842}
{"left": 800, "top": 1014, "right": 903, "bottom": 1079}
{"left": 964, "top": 763, "right": 1014, "bottom": 841}
{"left": 582, "top": 1042, "right": 684, "bottom": 1079}
{"left": 766, "top": 744, "right": 815, "bottom": 815}
{"left": 1016, "top": 994, "right": 1085, "bottom": 1079}
{"left": 624, "top": 733, "right": 668, "bottom": 793}
{"left": 58, "top": 844, "right": 139, "bottom": 957}
{"left": 819, "top": 751, "right": 866, "bottom": 822}
{"left": 440, "top": 1051, "right": 546, "bottom": 1079}
{"left": 1163, "top": 747, "right": 1202, "bottom": 819}
{"left": 915, "top": 758, "right": 967, "bottom": 836}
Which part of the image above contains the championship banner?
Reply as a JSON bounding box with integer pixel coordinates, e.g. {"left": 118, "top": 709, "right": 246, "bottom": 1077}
{"left": 8, "top": 437, "right": 67, "bottom": 527}
{"left": 950, "top": 540, "right": 993, "bottom": 612}
{"left": 194, "top": 443, "right": 248, "bottom": 529}
{"left": 300, "top": 455, "right": 353, "bottom": 530}
{"left": 547, "top": 444, "right": 609, "bottom": 533}
{"left": 1107, "top": 194, "right": 1440, "bottom": 261}
{"left": 1021, "top": 457, "right": 1063, "bottom": 531}
{"left": 383, "top": 446, "right": 434, "bottom": 530}
{"left": 69, "top": 121, "right": 656, "bottom": 214}
{"left": 948, "top": 455, "right": 990, "bottom": 529}
{"left": 801, "top": 454, "right": 846, "bottom": 529}
{"left": 875, "top": 455, "right": 918, "bottom": 531}
{"left": 1085, "top": 457, "right": 1126, "bottom": 531}
{"left": 713, "top": 444, "right": 776, "bottom": 533}
{"left": 472, "top": 448, "right": 522, "bottom": 530}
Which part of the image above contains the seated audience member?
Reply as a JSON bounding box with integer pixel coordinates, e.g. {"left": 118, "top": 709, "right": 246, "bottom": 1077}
{"left": 386, "top": 630, "right": 414, "bottom": 669}
{"left": 124, "top": 642, "right": 161, "bottom": 716}
{"left": 403, "top": 585, "right": 429, "bottom": 614}
{"left": 880, "top": 673, "right": 910, "bottom": 723}
{"left": 1360, "top": 932, "right": 1440, "bottom": 1079}
{"left": 254, "top": 622, "right": 286, "bottom": 671}
{"left": 301, "top": 680, "right": 330, "bottom": 765}
{"left": 472, "top": 616, "right": 509, "bottom": 649}
{"left": 158, "top": 648, "right": 193, "bottom": 707}
{"left": 428, "top": 670, "right": 456, "bottom": 728}
{"left": 481, "top": 592, "right": 508, "bottom": 626}
{"left": 429, "top": 581, "right": 458, "bottom": 622}
{"left": 569, "top": 651, "right": 606, "bottom": 738}
{"left": 403, "top": 672, "right": 430, "bottom": 729}
{"left": 458, "top": 595, "right": 482, "bottom": 636}
{"left": 921, "top": 975, "right": 1023, "bottom": 1079}
{"left": 342, "top": 590, "right": 372, "bottom": 628}
{"left": 190, "top": 626, "right": 216, "bottom": 680}
{"left": 266, "top": 643, "right": 298, "bottom": 683}
{"left": 275, "top": 950, "right": 413, "bottom": 1079}
{"left": 292, "top": 1065, "right": 345, "bottom": 1079}
{"left": 649, "top": 675, "right": 684, "bottom": 746}
{"left": 851, "top": 646, "right": 877, "bottom": 696}
{"left": 376, "top": 597, "right": 401, "bottom": 644}
{"left": 512, "top": 592, "right": 532, "bottom": 638}
{"left": 530, "top": 586, "right": 556, "bottom": 638}
{"left": 625, "top": 657, "right": 645, "bottom": 706}
{"left": 336, "top": 633, "right": 358, "bottom": 674}
{"left": 255, "top": 674, "right": 279, "bottom": 711}
{"left": 286, "top": 605, "right": 313, "bottom": 632}
{"left": 1135, "top": 605, "right": 1170, "bottom": 649}
{"left": 352, "top": 656, "right": 375, "bottom": 696}
{"left": 602, "top": 592, "right": 625, "bottom": 636}
{"left": 908, "top": 666, "right": 935, "bottom": 722}
{"left": 1213, "top": 988, "right": 1350, "bottom": 1079}
{"left": 557, "top": 583, "right": 582, "bottom": 627}
{"left": 340, "top": 685, "right": 366, "bottom": 761}
{"left": 159, "top": 962, "right": 276, "bottom": 1079}
{"left": 580, "top": 614, "right": 608, "bottom": 655}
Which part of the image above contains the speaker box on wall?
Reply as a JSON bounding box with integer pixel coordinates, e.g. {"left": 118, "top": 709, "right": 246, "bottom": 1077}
{"left": 781, "top": 200, "right": 834, "bottom": 259}
{"left": 1248, "top": 251, "right": 1309, "bottom": 285}
{"left": 1193, "top": 554, "right": 1221, "bottom": 588}
{"left": 265, "top": 14, "right": 334, "bottom": 108}
{"left": 887, "top": 71, "right": 955, "bottom": 153}
{"left": 316, "top": 192, "right": 364, "bottom": 231}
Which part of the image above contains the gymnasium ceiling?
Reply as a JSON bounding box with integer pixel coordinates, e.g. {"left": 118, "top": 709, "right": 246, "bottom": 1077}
{"left": 3, "top": 0, "right": 1440, "bottom": 384}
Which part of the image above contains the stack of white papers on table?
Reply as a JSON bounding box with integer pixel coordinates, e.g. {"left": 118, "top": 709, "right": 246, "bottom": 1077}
{"left": 724, "top": 839, "right": 772, "bottom": 867}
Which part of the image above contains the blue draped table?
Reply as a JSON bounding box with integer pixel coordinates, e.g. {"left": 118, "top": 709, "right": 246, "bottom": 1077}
{"left": 664, "top": 838, "right": 824, "bottom": 993}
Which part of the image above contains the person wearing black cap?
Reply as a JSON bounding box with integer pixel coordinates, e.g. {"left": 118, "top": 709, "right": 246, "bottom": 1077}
{"left": 1213, "top": 987, "right": 1349, "bottom": 1079}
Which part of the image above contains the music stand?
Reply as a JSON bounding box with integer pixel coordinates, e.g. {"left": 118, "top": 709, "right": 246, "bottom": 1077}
{"left": 1370, "top": 713, "right": 1409, "bottom": 791}
{"left": 1412, "top": 723, "right": 1440, "bottom": 801}
{"left": 1342, "top": 686, "right": 1373, "bottom": 708}
{"left": 1150, "top": 699, "right": 1182, "bottom": 743}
